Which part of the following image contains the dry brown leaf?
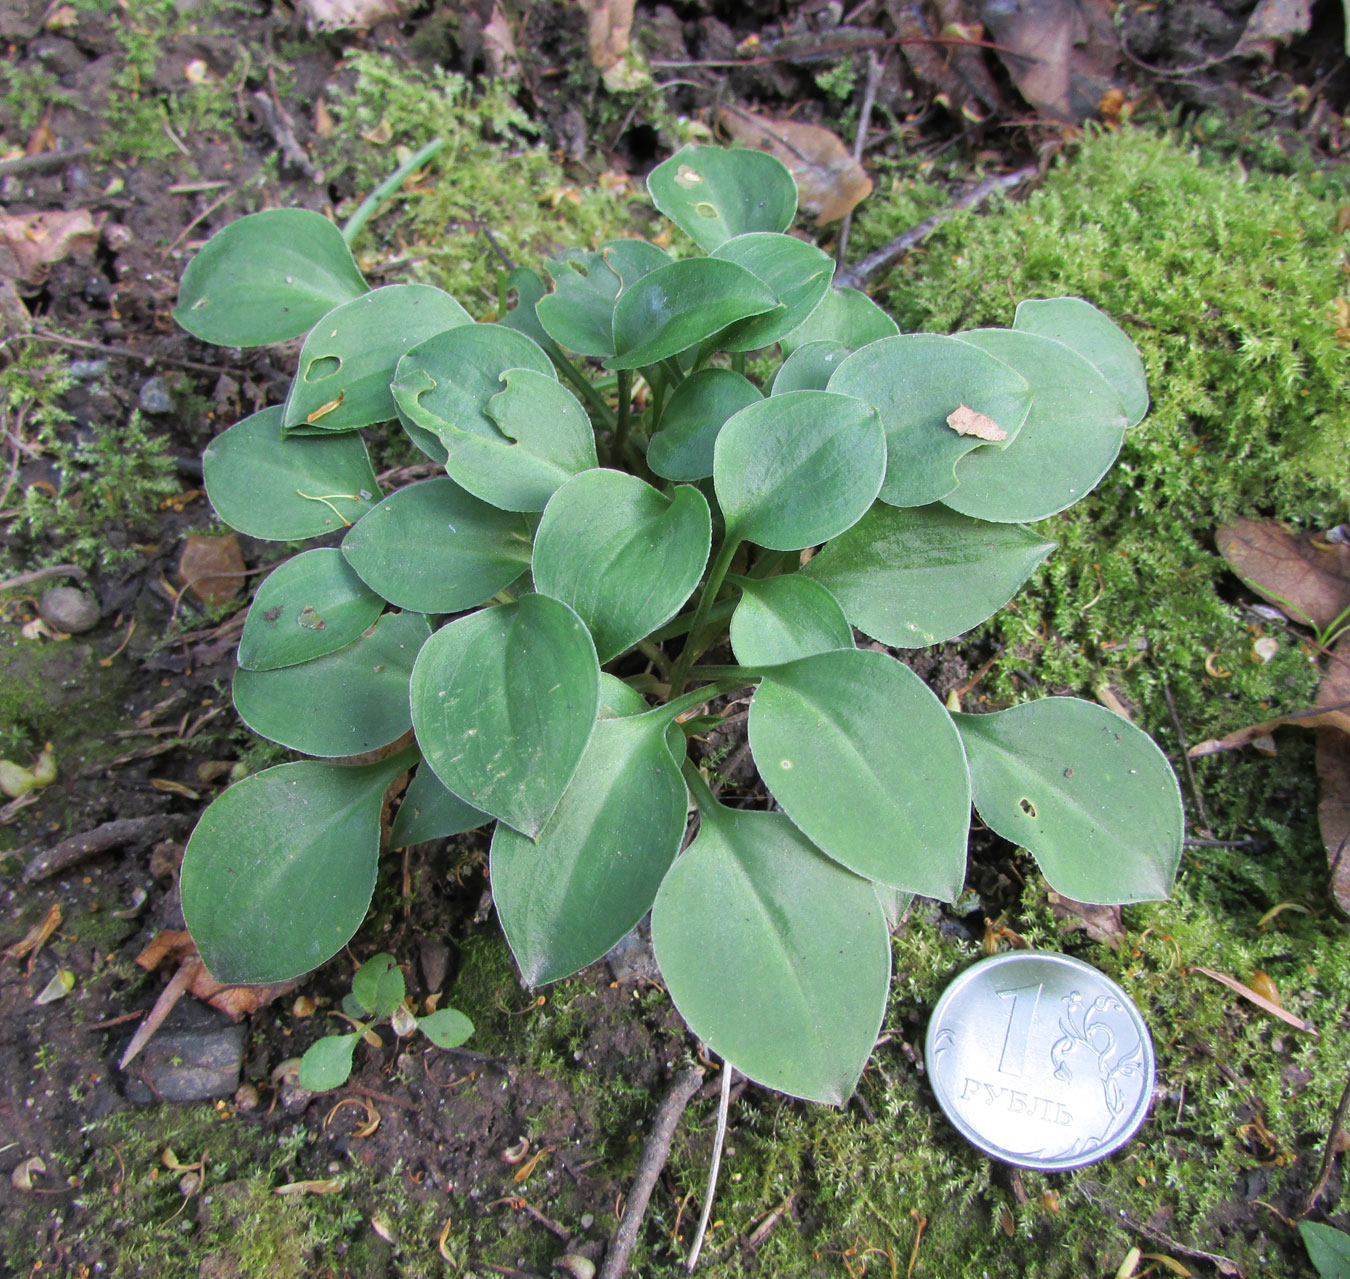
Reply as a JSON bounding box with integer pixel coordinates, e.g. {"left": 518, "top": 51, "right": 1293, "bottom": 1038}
{"left": 980, "top": 0, "right": 1122, "bottom": 122}
{"left": 946, "top": 403, "right": 1007, "bottom": 442}
{"left": 1188, "top": 703, "right": 1350, "bottom": 757}
{"left": 274, "top": 1179, "right": 344, "bottom": 1195}
{"left": 482, "top": 1, "right": 521, "bottom": 79}
{"left": 1046, "top": 890, "right": 1124, "bottom": 949}
{"left": 0, "top": 210, "right": 100, "bottom": 288}
{"left": 1216, "top": 518, "right": 1350, "bottom": 632}
{"left": 717, "top": 108, "right": 872, "bottom": 224}
{"left": 1192, "top": 965, "right": 1317, "bottom": 1034}
{"left": 296, "top": 0, "right": 408, "bottom": 30}
{"left": 135, "top": 930, "right": 301, "bottom": 1021}
{"left": 1234, "top": 0, "right": 1312, "bottom": 59}
{"left": 583, "top": 0, "right": 635, "bottom": 72}
{"left": 178, "top": 533, "right": 245, "bottom": 609}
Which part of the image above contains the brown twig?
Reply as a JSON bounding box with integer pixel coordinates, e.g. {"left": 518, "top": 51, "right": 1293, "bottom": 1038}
{"left": 836, "top": 49, "right": 885, "bottom": 270}
{"left": 0, "top": 564, "right": 87, "bottom": 593}
{"left": 346, "top": 1082, "right": 418, "bottom": 1112}
{"left": 18, "top": 329, "right": 231, "bottom": 378}
{"left": 119, "top": 957, "right": 201, "bottom": 1069}
{"left": 1302, "top": 1056, "right": 1350, "bottom": 1215}
{"left": 0, "top": 147, "right": 96, "bottom": 178}
{"left": 599, "top": 1066, "right": 705, "bottom": 1279}
{"left": 22, "top": 814, "right": 183, "bottom": 883}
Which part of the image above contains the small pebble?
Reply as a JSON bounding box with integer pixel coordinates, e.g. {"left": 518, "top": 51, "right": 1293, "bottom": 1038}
{"left": 67, "top": 359, "right": 108, "bottom": 381}
{"left": 39, "top": 585, "right": 100, "bottom": 634}
{"left": 139, "top": 377, "right": 174, "bottom": 414}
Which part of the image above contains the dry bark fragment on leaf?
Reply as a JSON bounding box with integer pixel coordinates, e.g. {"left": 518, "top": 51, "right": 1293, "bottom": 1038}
{"left": 178, "top": 533, "right": 244, "bottom": 609}
{"left": 946, "top": 403, "right": 1007, "bottom": 441}
{"left": 1216, "top": 517, "right": 1350, "bottom": 632}
{"left": 0, "top": 210, "right": 100, "bottom": 287}
{"left": 717, "top": 108, "right": 873, "bottom": 224}
{"left": 296, "top": 0, "right": 408, "bottom": 29}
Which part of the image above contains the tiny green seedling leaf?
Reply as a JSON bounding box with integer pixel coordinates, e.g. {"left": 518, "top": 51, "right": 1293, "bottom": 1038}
{"left": 351, "top": 953, "right": 405, "bottom": 1018}
{"left": 175, "top": 209, "right": 368, "bottom": 347}
{"left": 647, "top": 144, "right": 797, "bottom": 252}
{"left": 418, "top": 1008, "right": 475, "bottom": 1049}
{"left": 954, "top": 697, "right": 1184, "bottom": 904}
{"left": 297, "top": 1032, "right": 361, "bottom": 1092}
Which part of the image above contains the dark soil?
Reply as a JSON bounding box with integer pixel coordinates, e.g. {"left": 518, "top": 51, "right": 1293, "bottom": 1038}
{"left": 2, "top": 0, "right": 1348, "bottom": 1275}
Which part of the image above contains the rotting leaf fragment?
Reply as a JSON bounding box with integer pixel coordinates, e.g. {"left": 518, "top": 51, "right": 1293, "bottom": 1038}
{"left": 946, "top": 403, "right": 1008, "bottom": 442}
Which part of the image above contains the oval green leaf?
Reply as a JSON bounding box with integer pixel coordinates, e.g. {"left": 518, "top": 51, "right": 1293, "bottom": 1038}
{"left": 174, "top": 209, "right": 368, "bottom": 347}
{"left": 418, "top": 1008, "right": 475, "bottom": 1049}
{"left": 779, "top": 284, "right": 898, "bottom": 356}
{"left": 749, "top": 648, "right": 970, "bottom": 899}
{"left": 342, "top": 477, "right": 532, "bottom": 613}
{"left": 647, "top": 144, "right": 797, "bottom": 253}
{"left": 491, "top": 710, "right": 688, "bottom": 985}
{"left": 352, "top": 952, "right": 406, "bottom": 1018}
{"left": 729, "top": 573, "right": 854, "bottom": 666}
{"left": 536, "top": 249, "right": 624, "bottom": 358}
{"left": 829, "top": 333, "right": 1033, "bottom": 509}
{"left": 647, "top": 369, "right": 761, "bottom": 483}
{"left": 410, "top": 594, "right": 599, "bottom": 839}
{"left": 238, "top": 548, "right": 384, "bottom": 672}
{"left": 954, "top": 698, "right": 1184, "bottom": 904}
{"left": 714, "top": 390, "right": 884, "bottom": 551}
{"left": 181, "top": 750, "right": 413, "bottom": 983}
{"left": 533, "top": 469, "right": 711, "bottom": 662}
{"left": 203, "top": 406, "right": 379, "bottom": 540}
{"left": 803, "top": 503, "right": 1056, "bottom": 647}
{"left": 711, "top": 232, "right": 834, "bottom": 351}
{"left": 652, "top": 800, "right": 890, "bottom": 1105}
{"left": 772, "top": 340, "right": 849, "bottom": 394}
{"left": 498, "top": 265, "right": 566, "bottom": 361}
{"left": 297, "top": 1033, "right": 360, "bottom": 1091}
{"left": 943, "top": 328, "right": 1130, "bottom": 523}
{"left": 390, "top": 763, "right": 489, "bottom": 846}
{"left": 607, "top": 258, "right": 779, "bottom": 371}
{"left": 1014, "top": 297, "right": 1149, "bottom": 428}
{"left": 233, "top": 610, "right": 429, "bottom": 758}
{"left": 282, "top": 285, "right": 472, "bottom": 435}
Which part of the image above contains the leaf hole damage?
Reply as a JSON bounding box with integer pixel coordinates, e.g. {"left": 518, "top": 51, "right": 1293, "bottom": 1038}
{"left": 305, "top": 355, "right": 342, "bottom": 382}
{"left": 1019, "top": 797, "right": 1037, "bottom": 818}
{"left": 694, "top": 202, "right": 719, "bottom": 219}
{"left": 675, "top": 165, "right": 704, "bottom": 186}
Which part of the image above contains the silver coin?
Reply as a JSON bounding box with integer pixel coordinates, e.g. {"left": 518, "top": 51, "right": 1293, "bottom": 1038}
{"left": 925, "top": 951, "right": 1155, "bottom": 1171}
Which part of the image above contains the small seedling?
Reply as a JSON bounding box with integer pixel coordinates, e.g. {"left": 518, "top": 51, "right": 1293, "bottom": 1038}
{"left": 296, "top": 953, "right": 473, "bottom": 1092}
{"left": 175, "top": 144, "right": 1184, "bottom": 1106}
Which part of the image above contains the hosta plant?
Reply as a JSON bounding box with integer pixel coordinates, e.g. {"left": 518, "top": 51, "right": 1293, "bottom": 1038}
{"left": 174, "top": 145, "right": 1184, "bottom": 1106}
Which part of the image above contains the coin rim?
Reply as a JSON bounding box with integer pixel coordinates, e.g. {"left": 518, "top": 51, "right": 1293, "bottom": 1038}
{"left": 925, "top": 950, "right": 1156, "bottom": 1171}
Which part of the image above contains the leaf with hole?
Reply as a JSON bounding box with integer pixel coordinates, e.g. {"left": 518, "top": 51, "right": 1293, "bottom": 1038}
{"left": 391, "top": 764, "right": 489, "bottom": 846}
{"left": 714, "top": 390, "right": 884, "bottom": 551}
{"left": 942, "top": 328, "right": 1129, "bottom": 523}
{"left": 233, "top": 610, "right": 428, "bottom": 758}
{"left": 181, "top": 749, "right": 414, "bottom": 983}
{"left": 203, "top": 407, "right": 378, "bottom": 540}
{"left": 410, "top": 594, "right": 599, "bottom": 838}
{"left": 729, "top": 573, "right": 854, "bottom": 666}
{"left": 342, "top": 477, "right": 532, "bottom": 613}
{"left": 647, "top": 369, "right": 761, "bottom": 482}
{"left": 652, "top": 794, "right": 890, "bottom": 1104}
{"left": 536, "top": 249, "right": 624, "bottom": 358}
{"left": 533, "top": 469, "right": 711, "bottom": 661}
{"left": 238, "top": 548, "right": 383, "bottom": 671}
{"left": 803, "top": 504, "right": 1056, "bottom": 647}
{"left": 954, "top": 697, "right": 1184, "bottom": 904}
{"left": 829, "top": 334, "right": 1032, "bottom": 509}
{"left": 491, "top": 708, "right": 688, "bottom": 985}
{"left": 749, "top": 648, "right": 970, "bottom": 898}
{"left": 607, "top": 258, "right": 779, "bottom": 371}
{"left": 646, "top": 144, "right": 797, "bottom": 253}
{"left": 283, "top": 285, "right": 472, "bottom": 435}
{"left": 174, "top": 209, "right": 368, "bottom": 347}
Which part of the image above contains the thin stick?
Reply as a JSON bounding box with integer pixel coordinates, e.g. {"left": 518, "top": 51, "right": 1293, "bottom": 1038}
{"left": 686, "top": 1064, "right": 734, "bottom": 1272}
{"left": 598, "top": 1066, "right": 705, "bottom": 1279}
{"left": 1163, "top": 678, "right": 1211, "bottom": 831}
{"left": 836, "top": 51, "right": 884, "bottom": 270}
{"left": 1302, "top": 1056, "right": 1350, "bottom": 1215}
{"left": 342, "top": 138, "right": 447, "bottom": 245}
{"left": 0, "top": 563, "right": 87, "bottom": 593}
{"left": 0, "top": 147, "right": 95, "bottom": 178}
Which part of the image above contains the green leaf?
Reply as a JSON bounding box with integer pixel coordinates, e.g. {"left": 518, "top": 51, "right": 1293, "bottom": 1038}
{"left": 1014, "top": 297, "right": 1149, "bottom": 427}
{"left": 749, "top": 648, "right": 970, "bottom": 899}
{"left": 410, "top": 594, "right": 599, "bottom": 838}
{"left": 599, "top": 238, "right": 670, "bottom": 288}
{"left": 536, "top": 249, "right": 624, "bottom": 358}
{"left": 297, "top": 1033, "right": 360, "bottom": 1091}
{"left": 647, "top": 144, "right": 797, "bottom": 253}
{"left": 498, "top": 266, "right": 566, "bottom": 361}
{"left": 390, "top": 764, "right": 489, "bottom": 846}
{"left": 181, "top": 750, "right": 413, "bottom": 983}
{"left": 714, "top": 390, "right": 884, "bottom": 551}
{"left": 875, "top": 886, "right": 913, "bottom": 930}
{"left": 1300, "top": 1223, "right": 1350, "bottom": 1279}
{"left": 779, "top": 285, "right": 898, "bottom": 356}
{"left": 828, "top": 333, "right": 1033, "bottom": 508}
{"left": 533, "top": 470, "right": 711, "bottom": 662}
{"left": 647, "top": 369, "right": 761, "bottom": 483}
{"left": 651, "top": 796, "right": 890, "bottom": 1104}
{"left": 418, "top": 1008, "right": 475, "bottom": 1049}
{"left": 238, "top": 548, "right": 383, "bottom": 672}
{"left": 351, "top": 952, "right": 405, "bottom": 1018}
{"left": 607, "top": 259, "right": 779, "bottom": 371}
{"left": 728, "top": 573, "right": 854, "bottom": 666}
{"left": 282, "top": 285, "right": 472, "bottom": 435}
{"left": 802, "top": 503, "right": 1056, "bottom": 647}
{"left": 600, "top": 672, "right": 649, "bottom": 718}
{"left": 341, "top": 477, "right": 532, "bottom": 613}
{"left": 491, "top": 709, "right": 688, "bottom": 985}
{"left": 203, "top": 407, "right": 378, "bottom": 540}
{"left": 174, "top": 209, "right": 367, "bottom": 347}
{"left": 233, "top": 611, "right": 429, "bottom": 758}
{"left": 954, "top": 698, "right": 1184, "bottom": 904}
{"left": 711, "top": 232, "right": 834, "bottom": 351}
{"left": 943, "top": 328, "right": 1130, "bottom": 523}
{"left": 772, "top": 340, "right": 849, "bottom": 394}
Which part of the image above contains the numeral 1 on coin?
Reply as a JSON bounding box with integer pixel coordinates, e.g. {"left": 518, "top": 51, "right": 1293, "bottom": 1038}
{"left": 996, "top": 983, "right": 1043, "bottom": 1078}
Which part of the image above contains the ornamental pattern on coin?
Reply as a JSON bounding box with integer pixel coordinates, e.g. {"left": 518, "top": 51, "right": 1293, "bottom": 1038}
{"left": 925, "top": 951, "right": 1155, "bottom": 1170}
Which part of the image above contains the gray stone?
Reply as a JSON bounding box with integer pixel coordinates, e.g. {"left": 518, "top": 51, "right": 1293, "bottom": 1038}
{"left": 121, "top": 998, "right": 245, "bottom": 1104}
{"left": 38, "top": 585, "right": 101, "bottom": 634}
{"left": 138, "top": 376, "right": 174, "bottom": 414}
